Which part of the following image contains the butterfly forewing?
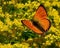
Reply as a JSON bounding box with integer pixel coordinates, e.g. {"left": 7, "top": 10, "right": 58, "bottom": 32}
{"left": 21, "top": 20, "right": 43, "bottom": 34}
{"left": 34, "top": 5, "right": 47, "bottom": 20}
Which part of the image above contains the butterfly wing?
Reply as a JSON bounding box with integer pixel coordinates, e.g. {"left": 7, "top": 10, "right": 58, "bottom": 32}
{"left": 34, "top": 5, "right": 51, "bottom": 31}
{"left": 38, "top": 19, "right": 51, "bottom": 31}
{"left": 34, "top": 5, "right": 47, "bottom": 20}
{"left": 21, "top": 20, "right": 43, "bottom": 34}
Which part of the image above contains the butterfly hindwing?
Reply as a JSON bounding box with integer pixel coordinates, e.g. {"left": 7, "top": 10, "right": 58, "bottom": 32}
{"left": 38, "top": 19, "right": 51, "bottom": 31}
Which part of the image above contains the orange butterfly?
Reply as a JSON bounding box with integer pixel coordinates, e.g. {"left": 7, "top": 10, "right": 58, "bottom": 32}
{"left": 21, "top": 5, "right": 51, "bottom": 35}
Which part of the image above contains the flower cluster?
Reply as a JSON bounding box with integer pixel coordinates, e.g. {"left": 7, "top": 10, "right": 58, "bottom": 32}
{"left": 0, "top": 0, "right": 60, "bottom": 48}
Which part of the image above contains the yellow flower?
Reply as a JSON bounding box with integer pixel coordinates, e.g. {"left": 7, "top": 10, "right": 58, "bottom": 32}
{"left": 1, "top": 44, "right": 12, "bottom": 48}
{"left": 59, "top": 18, "right": 60, "bottom": 22}
{"left": 0, "top": 13, "right": 5, "bottom": 17}
{"left": 38, "top": 0, "right": 41, "bottom": 2}
{"left": 56, "top": 42, "right": 60, "bottom": 47}
{"left": 18, "top": 32, "right": 22, "bottom": 36}
{"left": 0, "top": 21, "right": 3, "bottom": 31}
{"left": 0, "top": 6, "right": 2, "bottom": 13}
{"left": 0, "top": 21, "right": 3, "bottom": 25}
{"left": 57, "top": 2, "right": 60, "bottom": 8}
{"left": 9, "top": 1, "right": 12, "bottom": 4}
{"left": 14, "top": 43, "right": 29, "bottom": 48}
{"left": 41, "top": 0, "right": 45, "bottom": 3}
{"left": 13, "top": 19, "right": 21, "bottom": 27}
{"left": 5, "top": 44, "right": 12, "bottom": 48}
{"left": 33, "top": 43, "right": 37, "bottom": 47}
{"left": 11, "top": 0, "right": 15, "bottom": 4}
{"left": 21, "top": 43, "right": 29, "bottom": 48}
{"left": 5, "top": 12, "right": 11, "bottom": 18}
{"left": 50, "top": 36, "right": 54, "bottom": 40}
{"left": 28, "top": 38, "right": 33, "bottom": 41}
{"left": 50, "top": 26, "right": 56, "bottom": 32}
{"left": 45, "top": 34, "right": 51, "bottom": 39}
{"left": 52, "top": 1, "right": 57, "bottom": 6}
{"left": 45, "top": 41, "right": 51, "bottom": 45}
{"left": 1, "top": 25, "right": 8, "bottom": 31}
{"left": 52, "top": 9, "right": 59, "bottom": 16}
{"left": 15, "top": 3, "right": 24, "bottom": 9}
{"left": 25, "top": 3, "right": 31, "bottom": 8}
{"left": 5, "top": 18, "right": 13, "bottom": 26}
{"left": 3, "top": 2, "right": 6, "bottom": 5}
{"left": 44, "top": 1, "right": 51, "bottom": 7}
{"left": 54, "top": 15, "right": 59, "bottom": 25}
{"left": 50, "top": 40, "right": 53, "bottom": 43}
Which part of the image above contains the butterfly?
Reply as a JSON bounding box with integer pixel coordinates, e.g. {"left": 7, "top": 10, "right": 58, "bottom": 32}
{"left": 21, "top": 5, "right": 51, "bottom": 35}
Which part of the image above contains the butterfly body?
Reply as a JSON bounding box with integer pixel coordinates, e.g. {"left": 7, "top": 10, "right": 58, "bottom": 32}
{"left": 21, "top": 5, "right": 51, "bottom": 35}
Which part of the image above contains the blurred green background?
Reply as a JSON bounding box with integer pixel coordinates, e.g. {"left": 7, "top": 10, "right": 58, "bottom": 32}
{"left": 0, "top": 0, "right": 60, "bottom": 48}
